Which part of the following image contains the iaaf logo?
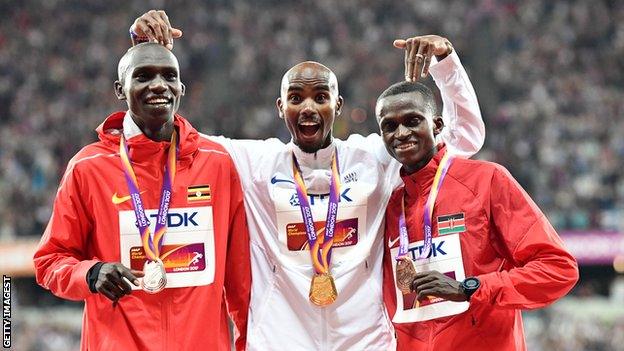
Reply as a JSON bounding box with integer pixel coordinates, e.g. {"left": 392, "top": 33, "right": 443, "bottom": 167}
{"left": 289, "top": 188, "right": 353, "bottom": 207}
{"left": 406, "top": 241, "right": 447, "bottom": 260}
{"left": 148, "top": 211, "right": 199, "bottom": 227}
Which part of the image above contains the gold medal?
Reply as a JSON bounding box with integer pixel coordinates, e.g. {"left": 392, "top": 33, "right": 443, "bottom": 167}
{"left": 309, "top": 273, "right": 338, "bottom": 306}
{"left": 395, "top": 256, "right": 416, "bottom": 294}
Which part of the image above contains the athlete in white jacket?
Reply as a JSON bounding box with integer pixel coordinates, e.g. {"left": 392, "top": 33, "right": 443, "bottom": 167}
{"left": 130, "top": 13, "right": 484, "bottom": 350}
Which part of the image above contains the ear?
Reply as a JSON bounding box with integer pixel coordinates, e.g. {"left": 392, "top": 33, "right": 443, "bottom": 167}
{"left": 276, "top": 97, "right": 284, "bottom": 119}
{"left": 181, "top": 82, "right": 186, "bottom": 96}
{"left": 335, "top": 95, "right": 344, "bottom": 117}
{"left": 114, "top": 80, "right": 126, "bottom": 100}
{"left": 432, "top": 115, "right": 445, "bottom": 136}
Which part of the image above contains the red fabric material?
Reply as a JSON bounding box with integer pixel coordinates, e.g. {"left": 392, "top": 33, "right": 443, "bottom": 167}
{"left": 383, "top": 146, "right": 578, "bottom": 351}
{"left": 34, "top": 112, "right": 251, "bottom": 351}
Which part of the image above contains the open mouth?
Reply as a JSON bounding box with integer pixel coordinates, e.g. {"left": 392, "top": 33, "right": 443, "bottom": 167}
{"left": 394, "top": 141, "right": 418, "bottom": 152}
{"left": 145, "top": 96, "right": 172, "bottom": 107}
{"left": 298, "top": 121, "right": 321, "bottom": 137}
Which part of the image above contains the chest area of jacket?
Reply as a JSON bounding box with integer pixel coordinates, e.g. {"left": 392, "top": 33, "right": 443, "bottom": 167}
{"left": 84, "top": 154, "right": 228, "bottom": 220}
{"left": 388, "top": 185, "right": 493, "bottom": 266}
{"left": 263, "top": 160, "right": 383, "bottom": 254}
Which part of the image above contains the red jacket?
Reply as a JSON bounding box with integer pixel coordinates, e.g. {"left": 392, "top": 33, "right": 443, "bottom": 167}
{"left": 383, "top": 147, "right": 578, "bottom": 351}
{"left": 34, "top": 112, "right": 250, "bottom": 351}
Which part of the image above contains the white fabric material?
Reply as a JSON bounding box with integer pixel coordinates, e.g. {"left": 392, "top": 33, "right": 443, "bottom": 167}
{"left": 209, "top": 51, "right": 484, "bottom": 351}
{"left": 122, "top": 111, "right": 143, "bottom": 139}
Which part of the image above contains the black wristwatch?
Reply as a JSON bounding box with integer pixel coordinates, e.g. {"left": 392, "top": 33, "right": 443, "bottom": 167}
{"left": 460, "top": 277, "right": 480, "bottom": 301}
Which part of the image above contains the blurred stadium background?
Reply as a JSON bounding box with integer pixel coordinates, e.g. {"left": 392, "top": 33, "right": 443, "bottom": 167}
{"left": 2, "top": 0, "right": 624, "bottom": 350}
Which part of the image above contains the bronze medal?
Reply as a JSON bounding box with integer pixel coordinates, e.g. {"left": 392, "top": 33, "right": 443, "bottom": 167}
{"left": 395, "top": 256, "right": 416, "bottom": 294}
{"left": 309, "top": 273, "right": 338, "bottom": 306}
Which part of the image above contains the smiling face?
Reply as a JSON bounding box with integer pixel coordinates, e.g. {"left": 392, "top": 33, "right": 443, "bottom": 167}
{"left": 114, "top": 43, "right": 185, "bottom": 130}
{"left": 276, "top": 62, "right": 343, "bottom": 153}
{"left": 376, "top": 90, "right": 443, "bottom": 174}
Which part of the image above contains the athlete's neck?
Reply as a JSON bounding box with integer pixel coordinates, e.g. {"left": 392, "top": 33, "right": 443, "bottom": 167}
{"left": 131, "top": 114, "right": 175, "bottom": 142}
{"left": 403, "top": 146, "right": 438, "bottom": 175}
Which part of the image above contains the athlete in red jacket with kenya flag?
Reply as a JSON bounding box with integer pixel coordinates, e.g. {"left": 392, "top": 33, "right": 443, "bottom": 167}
{"left": 33, "top": 43, "right": 250, "bottom": 351}
{"left": 376, "top": 81, "right": 578, "bottom": 350}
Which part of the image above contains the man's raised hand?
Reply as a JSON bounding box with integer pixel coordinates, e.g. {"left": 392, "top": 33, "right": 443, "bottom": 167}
{"left": 393, "top": 35, "right": 453, "bottom": 82}
{"left": 130, "top": 10, "right": 183, "bottom": 50}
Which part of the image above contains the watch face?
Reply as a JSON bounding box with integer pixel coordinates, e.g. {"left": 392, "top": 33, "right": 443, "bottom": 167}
{"left": 465, "top": 278, "right": 479, "bottom": 289}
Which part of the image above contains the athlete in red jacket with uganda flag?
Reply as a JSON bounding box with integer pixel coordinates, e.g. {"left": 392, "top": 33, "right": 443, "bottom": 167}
{"left": 376, "top": 81, "right": 578, "bottom": 350}
{"left": 33, "top": 43, "right": 250, "bottom": 351}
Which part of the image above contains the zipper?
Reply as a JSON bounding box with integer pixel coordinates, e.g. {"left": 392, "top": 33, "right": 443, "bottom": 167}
{"left": 162, "top": 292, "right": 171, "bottom": 351}
{"left": 321, "top": 306, "right": 328, "bottom": 350}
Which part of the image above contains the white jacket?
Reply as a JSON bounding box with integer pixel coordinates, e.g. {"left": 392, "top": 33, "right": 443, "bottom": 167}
{"left": 209, "top": 51, "right": 484, "bottom": 351}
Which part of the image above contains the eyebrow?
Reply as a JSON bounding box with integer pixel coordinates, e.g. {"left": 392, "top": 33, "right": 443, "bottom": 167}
{"left": 287, "top": 83, "right": 331, "bottom": 92}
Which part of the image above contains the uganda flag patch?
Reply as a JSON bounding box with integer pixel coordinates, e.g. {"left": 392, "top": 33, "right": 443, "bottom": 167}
{"left": 437, "top": 213, "right": 465, "bottom": 235}
{"left": 187, "top": 184, "right": 211, "bottom": 203}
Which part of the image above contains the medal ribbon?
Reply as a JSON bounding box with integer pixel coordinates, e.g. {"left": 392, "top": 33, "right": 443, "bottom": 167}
{"left": 396, "top": 151, "right": 454, "bottom": 261}
{"left": 119, "top": 131, "right": 177, "bottom": 261}
{"left": 292, "top": 152, "right": 341, "bottom": 274}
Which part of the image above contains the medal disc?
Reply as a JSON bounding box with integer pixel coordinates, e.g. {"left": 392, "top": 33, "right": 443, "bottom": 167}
{"left": 142, "top": 259, "right": 167, "bottom": 294}
{"left": 396, "top": 256, "right": 416, "bottom": 294}
{"left": 309, "top": 273, "right": 338, "bottom": 306}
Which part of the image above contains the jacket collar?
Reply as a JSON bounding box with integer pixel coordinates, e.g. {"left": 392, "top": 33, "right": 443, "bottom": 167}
{"left": 288, "top": 139, "right": 336, "bottom": 171}
{"left": 401, "top": 144, "right": 447, "bottom": 198}
{"left": 96, "top": 111, "right": 199, "bottom": 168}
{"left": 287, "top": 139, "right": 337, "bottom": 193}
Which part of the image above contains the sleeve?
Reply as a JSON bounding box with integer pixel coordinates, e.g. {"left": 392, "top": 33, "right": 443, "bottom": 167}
{"left": 470, "top": 165, "right": 579, "bottom": 309}
{"left": 205, "top": 135, "right": 285, "bottom": 188}
{"left": 429, "top": 51, "right": 486, "bottom": 158}
{"left": 358, "top": 50, "right": 485, "bottom": 167}
{"left": 33, "top": 160, "right": 99, "bottom": 301}
{"left": 223, "top": 158, "right": 252, "bottom": 351}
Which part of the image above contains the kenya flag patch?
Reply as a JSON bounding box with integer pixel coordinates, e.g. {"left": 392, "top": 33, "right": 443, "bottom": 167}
{"left": 437, "top": 213, "right": 466, "bottom": 235}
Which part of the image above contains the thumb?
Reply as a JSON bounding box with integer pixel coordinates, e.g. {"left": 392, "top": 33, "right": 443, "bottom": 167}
{"left": 172, "top": 28, "right": 183, "bottom": 38}
{"left": 393, "top": 39, "right": 406, "bottom": 49}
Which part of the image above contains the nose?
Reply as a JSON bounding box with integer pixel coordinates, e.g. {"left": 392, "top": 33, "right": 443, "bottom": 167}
{"left": 395, "top": 123, "right": 411, "bottom": 140}
{"left": 300, "top": 98, "right": 316, "bottom": 118}
{"left": 149, "top": 76, "right": 168, "bottom": 93}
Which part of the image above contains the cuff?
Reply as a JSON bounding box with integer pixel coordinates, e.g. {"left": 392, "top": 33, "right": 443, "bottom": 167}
{"left": 71, "top": 259, "right": 101, "bottom": 298}
{"left": 428, "top": 51, "right": 462, "bottom": 81}
{"left": 469, "top": 271, "right": 499, "bottom": 305}
{"left": 86, "top": 262, "right": 104, "bottom": 293}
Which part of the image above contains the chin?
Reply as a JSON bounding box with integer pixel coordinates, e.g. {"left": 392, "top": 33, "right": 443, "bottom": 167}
{"left": 297, "top": 142, "right": 322, "bottom": 154}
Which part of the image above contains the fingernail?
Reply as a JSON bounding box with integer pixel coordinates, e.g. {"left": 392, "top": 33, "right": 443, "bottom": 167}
{"left": 133, "top": 279, "right": 140, "bottom": 286}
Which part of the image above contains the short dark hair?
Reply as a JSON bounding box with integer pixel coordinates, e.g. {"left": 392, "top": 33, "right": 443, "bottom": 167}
{"left": 376, "top": 81, "right": 438, "bottom": 115}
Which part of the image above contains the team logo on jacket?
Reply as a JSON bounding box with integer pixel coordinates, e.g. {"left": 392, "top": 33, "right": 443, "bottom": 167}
{"left": 187, "top": 184, "right": 211, "bottom": 203}
{"left": 112, "top": 190, "right": 146, "bottom": 205}
{"left": 437, "top": 213, "right": 465, "bottom": 235}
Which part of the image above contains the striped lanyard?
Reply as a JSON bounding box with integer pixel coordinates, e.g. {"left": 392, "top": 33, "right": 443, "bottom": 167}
{"left": 396, "top": 152, "right": 454, "bottom": 261}
{"left": 292, "top": 151, "right": 341, "bottom": 274}
{"left": 119, "top": 131, "right": 177, "bottom": 261}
